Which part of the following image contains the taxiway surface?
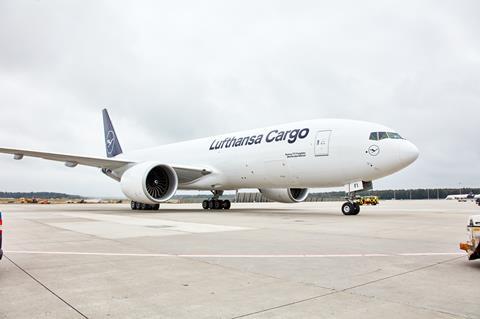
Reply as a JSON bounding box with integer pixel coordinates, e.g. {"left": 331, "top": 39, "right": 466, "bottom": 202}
{"left": 0, "top": 201, "right": 478, "bottom": 318}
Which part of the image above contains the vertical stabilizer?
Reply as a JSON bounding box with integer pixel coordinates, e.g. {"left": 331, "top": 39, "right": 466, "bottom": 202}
{"left": 102, "top": 109, "right": 123, "bottom": 158}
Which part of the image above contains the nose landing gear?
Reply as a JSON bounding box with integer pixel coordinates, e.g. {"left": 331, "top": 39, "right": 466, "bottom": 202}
{"left": 341, "top": 181, "right": 373, "bottom": 215}
{"left": 203, "top": 190, "right": 231, "bottom": 211}
{"left": 341, "top": 201, "right": 360, "bottom": 215}
{"left": 342, "top": 192, "right": 360, "bottom": 215}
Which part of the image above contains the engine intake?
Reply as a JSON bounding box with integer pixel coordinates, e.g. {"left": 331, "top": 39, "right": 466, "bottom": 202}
{"left": 120, "top": 162, "right": 178, "bottom": 204}
{"left": 259, "top": 188, "right": 309, "bottom": 203}
{"left": 146, "top": 166, "right": 172, "bottom": 199}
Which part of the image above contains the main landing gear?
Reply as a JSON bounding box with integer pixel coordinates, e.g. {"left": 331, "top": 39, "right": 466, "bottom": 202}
{"left": 131, "top": 201, "right": 160, "bottom": 211}
{"left": 341, "top": 192, "right": 360, "bottom": 216}
{"left": 202, "top": 190, "right": 231, "bottom": 211}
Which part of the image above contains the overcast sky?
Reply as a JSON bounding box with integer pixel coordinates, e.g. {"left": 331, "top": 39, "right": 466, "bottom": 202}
{"left": 0, "top": 0, "right": 479, "bottom": 197}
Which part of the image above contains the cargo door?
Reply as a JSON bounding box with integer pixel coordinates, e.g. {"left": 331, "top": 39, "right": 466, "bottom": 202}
{"left": 315, "top": 130, "right": 331, "bottom": 156}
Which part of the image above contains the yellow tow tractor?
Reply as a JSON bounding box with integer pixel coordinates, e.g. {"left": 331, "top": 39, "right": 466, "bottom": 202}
{"left": 460, "top": 215, "right": 480, "bottom": 261}
{"left": 355, "top": 196, "right": 379, "bottom": 206}
{"left": 19, "top": 197, "right": 38, "bottom": 204}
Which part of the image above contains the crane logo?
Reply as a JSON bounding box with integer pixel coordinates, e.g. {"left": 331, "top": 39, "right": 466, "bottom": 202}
{"left": 368, "top": 145, "right": 380, "bottom": 156}
{"left": 106, "top": 130, "right": 116, "bottom": 155}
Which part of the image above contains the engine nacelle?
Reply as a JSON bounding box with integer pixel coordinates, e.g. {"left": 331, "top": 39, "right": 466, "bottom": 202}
{"left": 259, "top": 188, "right": 309, "bottom": 203}
{"left": 120, "top": 162, "right": 178, "bottom": 204}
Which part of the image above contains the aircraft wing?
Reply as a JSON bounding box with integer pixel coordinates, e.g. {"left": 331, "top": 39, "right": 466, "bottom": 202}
{"left": 0, "top": 147, "right": 211, "bottom": 183}
{"left": 0, "top": 147, "right": 131, "bottom": 169}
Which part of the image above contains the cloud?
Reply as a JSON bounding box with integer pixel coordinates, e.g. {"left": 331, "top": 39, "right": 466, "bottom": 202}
{"left": 0, "top": 0, "right": 479, "bottom": 196}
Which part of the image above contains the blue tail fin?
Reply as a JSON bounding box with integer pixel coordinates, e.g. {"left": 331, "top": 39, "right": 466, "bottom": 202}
{"left": 102, "top": 108, "right": 123, "bottom": 158}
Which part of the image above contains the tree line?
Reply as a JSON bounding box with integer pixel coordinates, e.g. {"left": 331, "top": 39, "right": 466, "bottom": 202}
{"left": 0, "top": 192, "right": 82, "bottom": 199}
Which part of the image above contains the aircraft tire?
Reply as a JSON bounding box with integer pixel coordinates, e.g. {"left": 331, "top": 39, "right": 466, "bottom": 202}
{"left": 342, "top": 202, "right": 355, "bottom": 215}
{"left": 208, "top": 200, "right": 215, "bottom": 210}
{"left": 131, "top": 201, "right": 137, "bottom": 210}
{"left": 223, "top": 200, "right": 231, "bottom": 210}
{"left": 214, "top": 200, "right": 222, "bottom": 210}
{"left": 202, "top": 200, "right": 209, "bottom": 210}
{"left": 352, "top": 203, "right": 360, "bottom": 215}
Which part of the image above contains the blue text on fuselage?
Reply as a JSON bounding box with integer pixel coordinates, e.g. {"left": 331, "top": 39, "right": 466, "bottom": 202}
{"left": 209, "top": 128, "right": 309, "bottom": 150}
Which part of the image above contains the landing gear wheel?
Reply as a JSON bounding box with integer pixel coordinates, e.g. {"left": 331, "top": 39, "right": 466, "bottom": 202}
{"left": 130, "top": 201, "right": 160, "bottom": 211}
{"left": 202, "top": 200, "right": 209, "bottom": 210}
{"left": 223, "top": 200, "right": 231, "bottom": 210}
{"left": 208, "top": 200, "right": 215, "bottom": 210}
{"left": 342, "top": 202, "right": 355, "bottom": 215}
{"left": 203, "top": 189, "right": 231, "bottom": 211}
{"left": 213, "top": 200, "right": 222, "bottom": 210}
{"left": 352, "top": 203, "right": 360, "bottom": 215}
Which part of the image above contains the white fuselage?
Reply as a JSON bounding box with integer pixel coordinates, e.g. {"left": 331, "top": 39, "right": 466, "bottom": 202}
{"left": 113, "top": 119, "right": 419, "bottom": 191}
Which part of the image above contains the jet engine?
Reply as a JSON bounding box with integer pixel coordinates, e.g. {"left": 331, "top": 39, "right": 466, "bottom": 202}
{"left": 259, "top": 188, "right": 309, "bottom": 203}
{"left": 120, "top": 162, "right": 178, "bottom": 204}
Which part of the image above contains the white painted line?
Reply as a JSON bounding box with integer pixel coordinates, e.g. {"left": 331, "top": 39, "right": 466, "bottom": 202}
{"left": 398, "top": 252, "right": 466, "bottom": 256}
{"left": 4, "top": 251, "right": 467, "bottom": 258}
{"left": 6, "top": 251, "right": 172, "bottom": 257}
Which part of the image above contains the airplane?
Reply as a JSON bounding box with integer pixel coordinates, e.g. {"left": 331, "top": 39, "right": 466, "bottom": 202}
{"left": 0, "top": 109, "right": 419, "bottom": 215}
{"left": 445, "top": 193, "right": 477, "bottom": 201}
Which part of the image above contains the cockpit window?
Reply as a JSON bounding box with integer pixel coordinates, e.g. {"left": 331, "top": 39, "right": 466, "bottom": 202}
{"left": 387, "top": 132, "right": 403, "bottom": 139}
{"left": 369, "top": 132, "right": 378, "bottom": 140}
{"left": 369, "top": 131, "right": 404, "bottom": 140}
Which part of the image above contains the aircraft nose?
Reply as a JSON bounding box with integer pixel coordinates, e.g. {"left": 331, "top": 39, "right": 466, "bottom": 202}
{"left": 399, "top": 141, "right": 419, "bottom": 166}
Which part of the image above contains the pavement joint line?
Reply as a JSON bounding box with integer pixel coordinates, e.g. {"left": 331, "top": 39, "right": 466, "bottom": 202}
{"left": 184, "top": 252, "right": 336, "bottom": 293}
{"left": 341, "top": 287, "right": 470, "bottom": 319}
{"left": 4, "top": 250, "right": 466, "bottom": 258}
{"left": 231, "top": 291, "right": 339, "bottom": 319}
{"left": 3, "top": 254, "right": 89, "bottom": 319}
{"left": 339, "top": 255, "right": 465, "bottom": 293}
{"left": 230, "top": 255, "right": 464, "bottom": 318}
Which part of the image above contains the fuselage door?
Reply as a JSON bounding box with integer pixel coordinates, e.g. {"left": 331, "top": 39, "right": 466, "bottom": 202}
{"left": 315, "top": 130, "right": 331, "bottom": 156}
